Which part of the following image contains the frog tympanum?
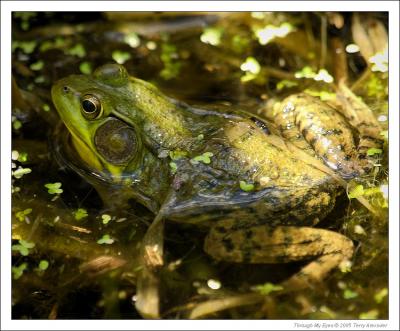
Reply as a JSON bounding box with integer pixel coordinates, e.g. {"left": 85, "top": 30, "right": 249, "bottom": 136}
{"left": 52, "top": 64, "right": 382, "bottom": 301}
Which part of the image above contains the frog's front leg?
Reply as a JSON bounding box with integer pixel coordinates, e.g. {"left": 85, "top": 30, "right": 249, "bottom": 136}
{"left": 204, "top": 222, "right": 353, "bottom": 291}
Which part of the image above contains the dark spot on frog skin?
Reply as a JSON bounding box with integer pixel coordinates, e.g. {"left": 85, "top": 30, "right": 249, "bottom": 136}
{"left": 309, "top": 137, "right": 318, "bottom": 147}
{"left": 245, "top": 229, "right": 254, "bottom": 239}
{"left": 222, "top": 238, "right": 234, "bottom": 252}
{"left": 362, "top": 135, "right": 384, "bottom": 144}
{"left": 284, "top": 233, "right": 293, "bottom": 244}
{"left": 323, "top": 128, "right": 343, "bottom": 136}
{"left": 242, "top": 249, "right": 253, "bottom": 263}
{"left": 250, "top": 116, "right": 270, "bottom": 135}
{"left": 215, "top": 226, "right": 227, "bottom": 234}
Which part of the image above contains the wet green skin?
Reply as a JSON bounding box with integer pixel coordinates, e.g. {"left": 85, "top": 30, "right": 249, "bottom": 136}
{"left": 52, "top": 64, "right": 379, "bottom": 288}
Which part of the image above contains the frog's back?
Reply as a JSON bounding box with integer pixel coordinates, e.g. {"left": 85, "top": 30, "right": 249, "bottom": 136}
{"left": 163, "top": 116, "right": 339, "bottom": 228}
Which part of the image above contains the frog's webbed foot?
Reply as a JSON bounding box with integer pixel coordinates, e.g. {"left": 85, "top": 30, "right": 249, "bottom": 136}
{"left": 204, "top": 224, "right": 353, "bottom": 292}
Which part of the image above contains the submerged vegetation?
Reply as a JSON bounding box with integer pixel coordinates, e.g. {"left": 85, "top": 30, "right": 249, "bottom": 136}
{"left": 11, "top": 12, "right": 388, "bottom": 319}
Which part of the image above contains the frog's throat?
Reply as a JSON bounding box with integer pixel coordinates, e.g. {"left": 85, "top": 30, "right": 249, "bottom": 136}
{"left": 69, "top": 130, "right": 123, "bottom": 179}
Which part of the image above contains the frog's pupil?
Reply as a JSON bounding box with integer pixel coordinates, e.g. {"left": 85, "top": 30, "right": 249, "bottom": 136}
{"left": 82, "top": 100, "right": 96, "bottom": 113}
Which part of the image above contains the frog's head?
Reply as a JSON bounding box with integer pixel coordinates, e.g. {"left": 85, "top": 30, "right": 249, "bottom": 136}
{"left": 51, "top": 64, "right": 144, "bottom": 178}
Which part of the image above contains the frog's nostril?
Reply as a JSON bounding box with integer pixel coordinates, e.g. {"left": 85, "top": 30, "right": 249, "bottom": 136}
{"left": 63, "top": 86, "right": 70, "bottom": 93}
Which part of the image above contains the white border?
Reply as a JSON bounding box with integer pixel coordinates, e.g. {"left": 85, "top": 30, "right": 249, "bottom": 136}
{"left": 1, "top": 1, "right": 399, "bottom": 330}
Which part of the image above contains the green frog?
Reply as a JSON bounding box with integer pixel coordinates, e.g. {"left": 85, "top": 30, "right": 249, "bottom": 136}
{"left": 51, "top": 63, "right": 382, "bottom": 294}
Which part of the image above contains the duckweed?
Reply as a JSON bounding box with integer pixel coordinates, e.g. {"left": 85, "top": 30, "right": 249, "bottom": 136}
{"left": 79, "top": 61, "right": 92, "bottom": 74}
{"left": 30, "top": 60, "right": 44, "bottom": 71}
{"left": 13, "top": 167, "right": 32, "bottom": 179}
{"left": 12, "top": 263, "right": 28, "bottom": 280}
{"left": 124, "top": 32, "right": 140, "bottom": 48}
{"left": 101, "top": 214, "right": 112, "bottom": 225}
{"left": 200, "top": 27, "right": 223, "bottom": 46}
{"left": 348, "top": 185, "right": 364, "bottom": 199}
{"left": 74, "top": 208, "right": 88, "bottom": 221}
{"left": 97, "top": 234, "right": 114, "bottom": 245}
{"left": 239, "top": 180, "right": 254, "bottom": 192}
{"left": 367, "top": 148, "right": 383, "bottom": 156}
{"left": 169, "top": 162, "right": 178, "bottom": 174}
{"left": 38, "top": 260, "right": 49, "bottom": 271}
{"left": 112, "top": 50, "right": 131, "bottom": 64}
{"left": 15, "top": 208, "right": 32, "bottom": 222}
{"left": 374, "top": 288, "right": 388, "bottom": 304}
{"left": 240, "top": 57, "right": 261, "bottom": 82}
{"left": 190, "top": 152, "right": 213, "bottom": 165}
{"left": 253, "top": 282, "right": 283, "bottom": 295}
{"left": 160, "top": 42, "right": 181, "bottom": 80}
{"left": 12, "top": 240, "right": 35, "bottom": 256}
{"left": 13, "top": 119, "right": 22, "bottom": 130}
{"left": 343, "top": 289, "right": 358, "bottom": 299}
{"left": 169, "top": 150, "right": 187, "bottom": 160}
{"left": 44, "top": 182, "right": 63, "bottom": 194}
{"left": 67, "top": 43, "right": 86, "bottom": 58}
{"left": 359, "top": 309, "right": 379, "bottom": 319}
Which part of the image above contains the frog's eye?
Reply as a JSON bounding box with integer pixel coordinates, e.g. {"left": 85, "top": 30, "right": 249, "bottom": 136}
{"left": 81, "top": 94, "right": 103, "bottom": 119}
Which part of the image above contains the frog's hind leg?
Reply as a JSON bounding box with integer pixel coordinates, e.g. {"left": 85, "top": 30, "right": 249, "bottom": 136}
{"left": 204, "top": 224, "right": 353, "bottom": 291}
{"left": 267, "top": 93, "right": 382, "bottom": 179}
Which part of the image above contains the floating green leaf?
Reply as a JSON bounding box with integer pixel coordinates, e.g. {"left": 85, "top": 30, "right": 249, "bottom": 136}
{"left": 200, "top": 27, "right": 223, "bottom": 46}
{"left": 30, "top": 60, "right": 44, "bottom": 71}
{"left": 191, "top": 152, "right": 214, "bottom": 165}
{"left": 374, "top": 288, "right": 388, "bottom": 304}
{"left": 253, "top": 282, "right": 283, "bottom": 295}
{"left": 169, "top": 162, "right": 178, "bottom": 174}
{"left": 74, "top": 208, "right": 88, "bottom": 221}
{"left": 240, "top": 180, "right": 255, "bottom": 192}
{"left": 112, "top": 50, "right": 131, "bottom": 64}
{"left": 343, "top": 289, "right": 358, "bottom": 299}
{"left": 255, "top": 22, "right": 293, "bottom": 45}
{"left": 13, "top": 167, "right": 32, "bottom": 179}
{"left": 240, "top": 57, "right": 261, "bottom": 82}
{"left": 15, "top": 208, "right": 32, "bottom": 222}
{"left": 348, "top": 185, "right": 364, "bottom": 199}
{"left": 67, "top": 43, "right": 86, "bottom": 58}
{"left": 169, "top": 150, "right": 187, "bottom": 160}
{"left": 295, "top": 66, "right": 315, "bottom": 79}
{"left": 101, "top": 214, "right": 111, "bottom": 225}
{"left": 13, "top": 119, "right": 22, "bottom": 130}
{"left": 12, "top": 263, "right": 28, "bottom": 280}
{"left": 12, "top": 240, "right": 35, "bottom": 256}
{"left": 367, "top": 148, "right": 383, "bottom": 156}
{"left": 97, "top": 234, "right": 114, "bottom": 245}
{"left": 304, "top": 89, "right": 336, "bottom": 101}
{"left": 44, "top": 182, "right": 63, "bottom": 194}
{"left": 124, "top": 32, "right": 140, "bottom": 48}
{"left": 276, "top": 80, "right": 298, "bottom": 91}
{"left": 359, "top": 309, "right": 379, "bottom": 319}
{"left": 12, "top": 40, "right": 36, "bottom": 54}
{"left": 38, "top": 260, "right": 49, "bottom": 271}
{"left": 79, "top": 61, "right": 92, "bottom": 74}
{"left": 160, "top": 43, "right": 181, "bottom": 80}
{"left": 18, "top": 152, "right": 28, "bottom": 162}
